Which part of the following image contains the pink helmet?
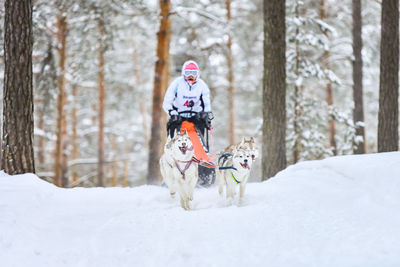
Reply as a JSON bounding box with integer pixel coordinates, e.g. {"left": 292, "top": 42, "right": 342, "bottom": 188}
{"left": 181, "top": 60, "right": 200, "bottom": 79}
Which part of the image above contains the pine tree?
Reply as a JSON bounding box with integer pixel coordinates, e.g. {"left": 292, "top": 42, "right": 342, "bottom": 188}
{"left": 225, "top": 0, "right": 235, "bottom": 145}
{"left": 352, "top": 0, "right": 366, "bottom": 154}
{"left": 262, "top": 0, "right": 287, "bottom": 179}
{"left": 378, "top": 0, "right": 399, "bottom": 152}
{"left": 2, "top": 0, "right": 35, "bottom": 174}
{"left": 54, "top": 11, "right": 68, "bottom": 187}
{"left": 147, "top": 0, "right": 171, "bottom": 185}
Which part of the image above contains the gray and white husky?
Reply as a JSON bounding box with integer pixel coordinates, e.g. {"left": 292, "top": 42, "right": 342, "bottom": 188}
{"left": 225, "top": 137, "right": 259, "bottom": 162}
{"left": 217, "top": 147, "right": 253, "bottom": 202}
{"left": 160, "top": 130, "right": 199, "bottom": 210}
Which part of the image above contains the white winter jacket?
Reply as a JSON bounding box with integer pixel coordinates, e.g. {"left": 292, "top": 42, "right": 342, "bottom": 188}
{"left": 162, "top": 76, "right": 211, "bottom": 117}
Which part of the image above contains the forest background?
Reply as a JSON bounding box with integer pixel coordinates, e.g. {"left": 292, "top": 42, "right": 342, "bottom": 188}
{"left": 0, "top": 0, "right": 396, "bottom": 187}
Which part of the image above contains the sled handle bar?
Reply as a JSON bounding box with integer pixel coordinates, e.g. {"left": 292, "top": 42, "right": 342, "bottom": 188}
{"left": 178, "top": 110, "right": 198, "bottom": 116}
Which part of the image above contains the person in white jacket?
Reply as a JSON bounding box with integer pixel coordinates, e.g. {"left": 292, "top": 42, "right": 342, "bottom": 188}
{"left": 163, "top": 60, "right": 213, "bottom": 138}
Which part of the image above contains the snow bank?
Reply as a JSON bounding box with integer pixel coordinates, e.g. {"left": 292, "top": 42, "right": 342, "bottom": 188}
{"left": 1, "top": 152, "right": 400, "bottom": 267}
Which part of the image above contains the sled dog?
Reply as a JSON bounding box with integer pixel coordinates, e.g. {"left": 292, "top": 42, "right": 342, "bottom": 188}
{"left": 160, "top": 130, "right": 199, "bottom": 210}
{"left": 217, "top": 147, "right": 253, "bottom": 201}
{"left": 225, "top": 137, "right": 259, "bottom": 162}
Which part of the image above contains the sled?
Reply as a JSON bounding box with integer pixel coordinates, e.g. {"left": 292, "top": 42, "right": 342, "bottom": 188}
{"left": 169, "top": 111, "right": 216, "bottom": 187}
{"left": 180, "top": 121, "right": 214, "bottom": 167}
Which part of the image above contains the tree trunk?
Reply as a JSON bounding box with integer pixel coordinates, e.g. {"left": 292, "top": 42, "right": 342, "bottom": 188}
{"left": 71, "top": 84, "right": 79, "bottom": 184}
{"left": 262, "top": 0, "right": 287, "bottom": 180}
{"left": 147, "top": 0, "right": 171, "bottom": 185}
{"left": 226, "top": 0, "right": 235, "bottom": 145}
{"left": 97, "top": 16, "right": 106, "bottom": 187}
{"left": 61, "top": 102, "right": 68, "bottom": 187}
{"left": 123, "top": 160, "right": 129, "bottom": 187}
{"left": 319, "top": 0, "right": 337, "bottom": 155}
{"left": 352, "top": 0, "right": 366, "bottom": 154}
{"left": 122, "top": 138, "right": 130, "bottom": 187}
{"left": 36, "top": 98, "right": 45, "bottom": 165}
{"left": 133, "top": 41, "right": 150, "bottom": 148}
{"left": 54, "top": 13, "right": 68, "bottom": 186}
{"left": 378, "top": 0, "right": 399, "bottom": 152}
{"left": 35, "top": 43, "right": 55, "bottom": 168}
{"left": 2, "top": 0, "right": 35, "bottom": 174}
{"left": 293, "top": 2, "right": 301, "bottom": 164}
{"left": 112, "top": 136, "right": 118, "bottom": 187}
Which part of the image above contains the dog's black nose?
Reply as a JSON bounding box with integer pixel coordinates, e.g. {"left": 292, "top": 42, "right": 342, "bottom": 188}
{"left": 244, "top": 159, "right": 248, "bottom": 163}
{"left": 182, "top": 142, "right": 186, "bottom": 147}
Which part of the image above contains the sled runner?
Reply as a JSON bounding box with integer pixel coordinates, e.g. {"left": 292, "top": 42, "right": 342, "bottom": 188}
{"left": 167, "top": 110, "right": 216, "bottom": 186}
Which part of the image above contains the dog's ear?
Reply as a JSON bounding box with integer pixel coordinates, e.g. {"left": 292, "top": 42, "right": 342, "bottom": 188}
{"left": 183, "top": 129, "right": 188, "bottom": 135}
{"left": 250, "top": 137, "right": 255, "bottom": 143}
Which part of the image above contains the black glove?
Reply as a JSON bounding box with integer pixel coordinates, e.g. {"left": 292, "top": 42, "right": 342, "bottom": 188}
{"left": 167, "top": 115, "right": 182, "bottom": 138}
{"left": 199, "top": 112, "right": 213, "bottom": 128}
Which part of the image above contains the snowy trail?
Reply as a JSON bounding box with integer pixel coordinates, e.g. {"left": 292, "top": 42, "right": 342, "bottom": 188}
{"left": 1, "top": 152, "right": 400, "bottom": 267}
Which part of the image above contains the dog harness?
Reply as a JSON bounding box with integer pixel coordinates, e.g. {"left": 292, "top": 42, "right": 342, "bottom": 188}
{"left": 230, "top": 172, "right": 249, "bottom": 184}
{"left": 175, "top": 157, "right": 200, "bottom": 179}
{"left": 218, "top": 153, "right": 237, "bottom": 171}
{"left": 230, "top": 172, "right": 241, "bottom": 184}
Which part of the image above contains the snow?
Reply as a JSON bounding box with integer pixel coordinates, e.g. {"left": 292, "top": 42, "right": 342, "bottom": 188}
{"left": 1, "top": 152, "right": 400, "bottom": 267}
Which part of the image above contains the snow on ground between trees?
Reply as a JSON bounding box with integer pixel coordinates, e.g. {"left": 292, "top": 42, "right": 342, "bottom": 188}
{"left": 1, "top": 152, "right": 400, "bottom": 267}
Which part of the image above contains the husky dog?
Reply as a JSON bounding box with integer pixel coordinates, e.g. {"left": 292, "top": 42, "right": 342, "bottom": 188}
{"left": 217, "top": 148, "right": 253, "bottom": 201}
{"left": 225, "top": 137, "right": 259, "bottom": 162}
{"left": 160, "top": 130, "right": 199, "bottom": 210}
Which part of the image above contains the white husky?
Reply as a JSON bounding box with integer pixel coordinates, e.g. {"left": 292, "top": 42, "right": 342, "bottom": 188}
{"left": 160, "top": 130, "right": 199, "bottom": 210}
{"left": 217, "top": 147, "right": 253, "bottom": 202}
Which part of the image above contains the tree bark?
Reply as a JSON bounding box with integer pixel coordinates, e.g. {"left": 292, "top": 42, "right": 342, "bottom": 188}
{"left": 226, "top": 0, "right": 235, "bottom": 145}
{"left": 35, "top": 43, "right": 55, "bottom": 168}
{"left": 97, "top": 15, "right": 106, "bottom": 187}
{"left": 293, "top": 2, "right": 301, "bottom": 164}
{"left": 123, "top": 138, "right": 130, "bottom": 187}
{"left": 262, "top": 0, "right": 287, "bottom": 180}
{"left": 352, "top": 0, "right": 366, "bottom": 154}
{"left": 2, "top": 0, "right": 35, "bottom": 174}
{"left": 147, "top": 0, "right": 171, "bottom": 185}
{"left": 71, "top": 84, "right": 79, "bottom": 184}
{"left": 112, "top": 136, "right": 118, "bottom": 187}
{"left": 378, "top": 0, "right": 399, "bottom": 152}
{"left": 54, "top": 13, "right": 68, "bottom": 187}
{"left": 133, "top": 41, "right": 150, "bottom": 148}
{"left": 319, "top": 0, "right": 337, "bottom": 155}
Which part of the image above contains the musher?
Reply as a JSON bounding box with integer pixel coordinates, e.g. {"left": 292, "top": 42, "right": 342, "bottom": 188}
{"left": 162, "top": 60, "right": 213, "bottom": 142}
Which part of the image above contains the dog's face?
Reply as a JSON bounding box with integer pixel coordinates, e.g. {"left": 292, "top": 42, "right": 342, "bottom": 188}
{"left": 232, "top": 149, "right": 253, "bottom": 172}
{"left": 238, "top": 137, "right": 259, "bottom": 161}
{"left": 166, "top": 130, "right": 194, "bottom": 161}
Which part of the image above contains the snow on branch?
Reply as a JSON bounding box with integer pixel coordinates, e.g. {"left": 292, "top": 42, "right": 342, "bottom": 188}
{"left": 172, "top": 6, "right": 226, "bottom": 25}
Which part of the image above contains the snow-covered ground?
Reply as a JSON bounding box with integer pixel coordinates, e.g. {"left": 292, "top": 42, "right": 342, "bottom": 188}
{"left": 1, "top": 152, "right": 400, "bottom": 267}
